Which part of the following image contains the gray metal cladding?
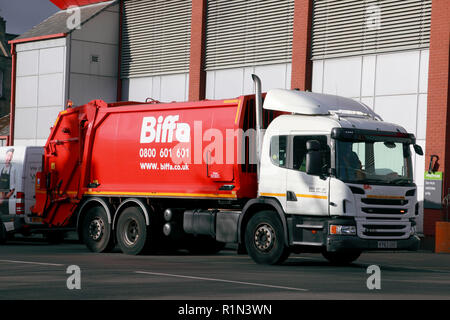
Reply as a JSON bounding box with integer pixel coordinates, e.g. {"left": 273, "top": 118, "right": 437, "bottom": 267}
{"left": 312, "top": 0, "right": 431, "bottom": 60}
{"left": 121, "top": 0, "right": 192, "bottom": 78}
{"left": 205, "top": 0, "right": 295, "bottom": 70}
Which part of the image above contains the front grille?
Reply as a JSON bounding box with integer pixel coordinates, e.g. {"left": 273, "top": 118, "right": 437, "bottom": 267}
{"left": 362, "top": 208, "right": 408, "bottom": 215}
{"left": 357, "top": 221, "right": 410, "bottom": 239}
{"left": 357, "top": 194, "right": 413, "bottom": 239}
{"left": 362, "top": 224, "right": 406, "bottom": 237}
{"left": 363, "top": 231, "right": 405, "bottom": 237}
{"left": 362, "top": 224, "right": 405, "bottom": 229}
{"left": 361, "top": 198, "right": 408, "bottom": 206}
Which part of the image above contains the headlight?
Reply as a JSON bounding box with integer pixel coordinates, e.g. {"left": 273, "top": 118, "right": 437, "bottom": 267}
{"left": 329, "top": 225, "right": 356, "bottom": 236}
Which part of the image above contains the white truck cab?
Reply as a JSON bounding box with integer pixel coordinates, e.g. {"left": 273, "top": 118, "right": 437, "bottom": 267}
{"left": 247, "top": 87, "right": 422, "bottom": 264}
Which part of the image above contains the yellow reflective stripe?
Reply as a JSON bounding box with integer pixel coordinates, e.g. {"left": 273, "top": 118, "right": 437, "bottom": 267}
{"left": 36, "top": 190, "right": 78, "bottom": 195}
{"left": 224, "top": 99, "right": 239, "bottom": 104}
{"left": 260, "top": 193, "right": 328, "bottom": 200}
{"left": 260, "top": 193, "right": 286, "bottom": 197}
{"left": 234, "top": 99, "right": 242, "bottom": 124}
{"left": 296, "top": 194, "right": 328, "bottom": 200}
{"left": 84, "top": 191, "right": 236, "bottom": 199}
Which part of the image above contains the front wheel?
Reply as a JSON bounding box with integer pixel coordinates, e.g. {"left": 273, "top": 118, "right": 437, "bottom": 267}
{"left": 322, "top": 250, "right": 361, "bottom": 265}
{"left": 245, "top": 211, "right": 290, "bottom": 265}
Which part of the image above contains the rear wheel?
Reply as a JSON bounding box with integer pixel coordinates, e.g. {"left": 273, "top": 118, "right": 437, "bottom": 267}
{"left": 82, "top": 206, "right": 115, "bottom": 253}
{"left": 116, "top": 206, "right": 153, "bottom": 255}
{"left": 322, "top": 250, "right": 361, "bottom": 265}
{"left": 245, "top": 211, "right": 290, "bottom": 265}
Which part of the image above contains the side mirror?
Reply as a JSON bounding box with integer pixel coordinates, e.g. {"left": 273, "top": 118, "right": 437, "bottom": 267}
{"left": 306, "top": 140, "right": 323, "bottom": 176}
{"left": 413, "top": 144, "right": 423, "bottom": 156}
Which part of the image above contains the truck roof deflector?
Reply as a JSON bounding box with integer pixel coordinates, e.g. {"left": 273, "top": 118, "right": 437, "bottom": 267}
{"left": 263, "top": 89, "right": 381, "bottom": 120}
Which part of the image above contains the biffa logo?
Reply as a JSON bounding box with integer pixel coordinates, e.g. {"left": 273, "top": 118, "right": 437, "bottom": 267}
{"left": 140, "top": 115, "right": 190, "bottom": 143}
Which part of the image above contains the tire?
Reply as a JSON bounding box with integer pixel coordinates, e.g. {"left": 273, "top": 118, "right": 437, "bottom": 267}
{"left": 116, "top": 206, "right": 153, "bottom": 255}
{"left": 245, "top": 211, "right": 290, "bottom": 265}
{"left": 82, "top": 206, "right": 115, "bottom": 253}
{"left": 0, "top": 223, "right": 7, "bottom": 244}
{"left": 186, "top": 235, "right": 226, "bottom": 255}
{"left": 322, "top": 250, "right": 361, "bottom": 265}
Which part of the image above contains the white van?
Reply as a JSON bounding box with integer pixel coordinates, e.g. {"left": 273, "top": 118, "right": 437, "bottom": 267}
{"left": 0, "top": 146, "right": 50, "bottom": 243}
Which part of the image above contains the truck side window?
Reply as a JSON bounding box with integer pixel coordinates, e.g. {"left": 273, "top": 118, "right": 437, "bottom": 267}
{"left": 270, "top": 136, "right": 287, "bottom": 168}
{"left": 292, "top": 135, "right": 330, "bottom": 172}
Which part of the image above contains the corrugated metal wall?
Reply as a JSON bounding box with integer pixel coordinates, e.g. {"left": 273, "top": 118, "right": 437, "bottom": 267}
{"left": 312, "top": 0, "right": 431, "bottom": 60}
{"left": 205, "top": 0, "right": 295, "bottom": 71}
{"left": 121, "top": 0, "right": 191, "bottom": 78}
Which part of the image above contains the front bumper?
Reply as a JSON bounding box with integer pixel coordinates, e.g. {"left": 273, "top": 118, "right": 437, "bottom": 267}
{"left": 326, "top": 234, "right": 420, "bottom": 252}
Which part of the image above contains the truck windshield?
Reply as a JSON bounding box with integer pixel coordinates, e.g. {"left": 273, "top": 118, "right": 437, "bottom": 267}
{"left": 336, "top": 140, "right": 413, "bottom": 186}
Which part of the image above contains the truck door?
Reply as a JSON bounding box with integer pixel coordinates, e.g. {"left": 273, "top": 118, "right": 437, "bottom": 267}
{"left": 285, "top": 134, "right": 330, "bottom": 216}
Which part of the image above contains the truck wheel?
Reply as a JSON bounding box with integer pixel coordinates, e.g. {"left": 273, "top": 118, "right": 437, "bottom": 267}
{"left": 0, "top": 223, "right": 7, "bottom": 244}
{"left": 322, "top": 250, "right": 361, "bottom": 265}
{"left": 82, "top": 206, "right": 115, "bottom": 253}
{"left": 245, "top": 211, "right": 290, "bottom": 265}
{"left": 116, "top": 206, "right": 152, "bottom": 255}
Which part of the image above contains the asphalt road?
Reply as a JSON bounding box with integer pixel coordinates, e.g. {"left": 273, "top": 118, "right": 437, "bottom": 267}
{"left": 0, "top": 237, "right": 449, "bottom": 300}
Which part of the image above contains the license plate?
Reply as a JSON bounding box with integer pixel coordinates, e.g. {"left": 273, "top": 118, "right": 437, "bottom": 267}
{"left": 31, "top": 217, "right": 43, "bottom": 223}
{"left": 378, "top": 241, "right": 397, "bottom": 249}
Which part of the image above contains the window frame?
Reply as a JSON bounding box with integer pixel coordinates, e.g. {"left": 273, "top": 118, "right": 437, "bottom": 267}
{"left": 270, "top": 135, "right": 288, "bottom": 168}
{"left": 288, "top": 134, "right": 331, "bottom": 174}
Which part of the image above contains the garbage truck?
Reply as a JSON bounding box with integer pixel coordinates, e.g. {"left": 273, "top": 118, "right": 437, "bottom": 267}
{"left": 30, "top": 75, "right": 423, "bottom": 264}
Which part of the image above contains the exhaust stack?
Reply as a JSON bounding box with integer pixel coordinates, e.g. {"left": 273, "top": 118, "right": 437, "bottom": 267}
{"left": 251, "top": 74, "right": 263, "bottom": 182}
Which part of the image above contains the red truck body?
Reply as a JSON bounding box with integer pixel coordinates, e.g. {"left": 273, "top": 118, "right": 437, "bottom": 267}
{"left": 33, "top": 96, "right": 275, "bottom": 227}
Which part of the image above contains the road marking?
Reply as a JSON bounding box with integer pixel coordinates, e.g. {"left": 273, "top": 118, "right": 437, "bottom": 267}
{"left": 135, "top": 271, "right": 308, "bottom": 292}
{"left": 0, "top": 259, "right": 64, "bottom": 267}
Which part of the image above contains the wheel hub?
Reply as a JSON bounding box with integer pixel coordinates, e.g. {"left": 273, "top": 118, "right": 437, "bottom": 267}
{"left": 88, "top": 218, "right": 104, "bottom": 241}
{"left": 254, "top": 224, "right": 275, "bottom": 252}
{"left": 123, "top": 219, "right": 140, "bottom": 246}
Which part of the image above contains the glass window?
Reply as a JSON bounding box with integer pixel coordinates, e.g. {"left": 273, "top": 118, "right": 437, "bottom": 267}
{"left": 292, "top": 135, "right": 329, "bottom": 172}
{"left": 270, "top": 136, "right": 287, "bottom": 168}
{"left": 337, "top": 140, "right": 413, "bottom": 185}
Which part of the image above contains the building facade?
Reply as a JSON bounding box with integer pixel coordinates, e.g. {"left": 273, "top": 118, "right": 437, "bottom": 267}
{"left": 8, "top": 0, "right": 450, "bottom": 236}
